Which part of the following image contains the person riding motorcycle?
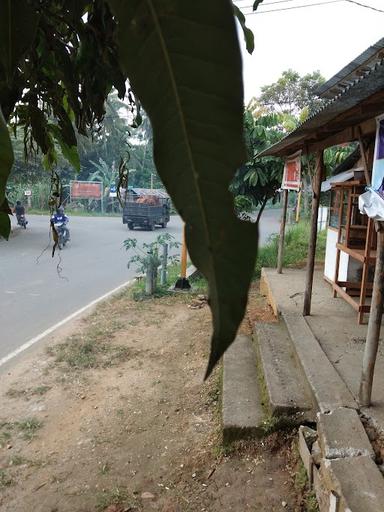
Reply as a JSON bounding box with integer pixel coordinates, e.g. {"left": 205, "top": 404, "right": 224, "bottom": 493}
{"left": 51, "top": 206, "right": 70, "bottom": 246}
{"left": 14, "top": 200, "right": 28, "bottom": 227}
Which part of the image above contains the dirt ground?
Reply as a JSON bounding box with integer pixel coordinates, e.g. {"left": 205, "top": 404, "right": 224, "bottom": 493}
{"left": 0, "top": 284, "right": 307, "bottom": 512}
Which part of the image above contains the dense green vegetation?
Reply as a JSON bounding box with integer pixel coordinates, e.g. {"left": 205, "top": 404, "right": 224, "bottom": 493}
{"left": 254, "top": 222, "right": 326, "bottom": 278}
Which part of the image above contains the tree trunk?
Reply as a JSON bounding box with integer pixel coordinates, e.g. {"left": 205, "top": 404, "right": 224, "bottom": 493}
{"left": 256, "top": 196, "right": 268, "bottom": 225}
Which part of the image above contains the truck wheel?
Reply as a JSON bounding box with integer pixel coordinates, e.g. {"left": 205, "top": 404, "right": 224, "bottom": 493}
{"left": 160, "top": 222, "right": 167, "bottom": 228}
{"left": 128, "top": 222, "right": 134, "bottom": 230}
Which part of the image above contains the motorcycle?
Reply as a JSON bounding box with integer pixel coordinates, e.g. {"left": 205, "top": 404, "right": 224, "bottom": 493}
{"left": 54, "top": 221, "right": 70, "bottom": 249}
{"left": 16, "top": 214, "right": 28, "bottom": 229}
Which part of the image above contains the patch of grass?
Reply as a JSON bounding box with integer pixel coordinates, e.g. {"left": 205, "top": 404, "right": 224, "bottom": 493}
{"left": 6, "top": 388, "right": 27, "bottom": 399}
{"left": 96, "top": 487, "right": 134, "bottom": 511}
{"left": 295, "top": 461, "right": 308, "bottom": 492}
{"left": 48, "top": 333, "right": 130, "bottom": 370}
{"left": 99, "top": 462, "right": 111, "bottom": 475}
{"left": 129, "top": 262, "right": 208, "bottom": 301}
{"left": 295, "top": 461, "right": 319, "bottom": 511}
{"left": 16, "top": 418, "right": 43, "bottom": 440}
{"left": 306, "top": 492, "right": 319, "bottom": 512}
{"left": 9, "top": 455, "right": 28, "bottom": 466}
{"left": 0, "top": 469, "right": 12, "bottom": 488}
{"left": 0, "top": 422, "right": 13, "bottom": 446}
{"left": 6, "top": 385, "right": 51, "bottom": 400}
{"left": 32, "top": 385, "right": 51, "bottom": 396}
{"left": 254, "top": 221, "right": 326, "bottom": 278}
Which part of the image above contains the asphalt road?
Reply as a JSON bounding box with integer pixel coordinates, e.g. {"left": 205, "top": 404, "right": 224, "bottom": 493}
{"left": 0, "top": 209, "right": 281, "bottom": 363}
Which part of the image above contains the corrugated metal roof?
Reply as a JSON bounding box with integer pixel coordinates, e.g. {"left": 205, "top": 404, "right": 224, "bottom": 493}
{"left": 258, "top": 57, "right": 384, "bottom": 158}
{"left": 321, "top": 170, "right": 355, "bottom": 192}
{"left": 316, "top": 37, "right": 384, "bottom": 99}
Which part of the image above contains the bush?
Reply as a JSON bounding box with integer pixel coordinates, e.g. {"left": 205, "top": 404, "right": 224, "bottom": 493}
{"left": 254, "top": 221, "right": 326, "bottom": 278}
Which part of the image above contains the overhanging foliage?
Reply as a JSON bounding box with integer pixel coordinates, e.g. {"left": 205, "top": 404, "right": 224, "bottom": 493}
{"left": 0, "top": 0, "right": 259, "bottom": 375}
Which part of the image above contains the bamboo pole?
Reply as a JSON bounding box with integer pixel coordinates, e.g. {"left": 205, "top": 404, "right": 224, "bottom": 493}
{"left": 359, "top": 223, "right": 384, "bottom": 406}
{"left": 277, "top": 189, "right": 289, "bottom": 274}
{"left": 180, "top": 225, "right": 187, "bottom": 279}
{"left": 303, "top": 151, "right": 323, "bottom": 316}
{"left": 174, "top": 224, "right": 191, "bottom": 290}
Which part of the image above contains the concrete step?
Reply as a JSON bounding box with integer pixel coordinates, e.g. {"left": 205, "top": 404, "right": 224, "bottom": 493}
{"left": 283, "top": 312, "right": 357, "bottom": 413}
{"left": 322, "top": 455, "right": 384, "bottom": 512}
{"left": 317, "top": 407, "right": 375, "bottom": 460}
{"left": 222, "top": 334, "right": 265, "bottom": 441}
{"left": 254, "top": 321, "right": 314, "bottom": 416}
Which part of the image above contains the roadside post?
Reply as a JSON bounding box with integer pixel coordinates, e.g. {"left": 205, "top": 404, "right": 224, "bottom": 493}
{"left": 160, "top": 243, "right": 168, "bottom": 286}
{"left": 296, "top": 189, "right": 302, "bottom": 223}
{"left": 174, "top": 225, "right": 191, "bottom": 290}
{"left": 145, "top": 250, "right": 155, "bottom": 295}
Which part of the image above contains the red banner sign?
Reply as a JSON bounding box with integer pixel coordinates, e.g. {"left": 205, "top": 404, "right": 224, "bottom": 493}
{"left": 282, "top": 151, "right": 301, "bottom": 191}
{"left": 70, "top": 181, "right": 102, "bottom": 199}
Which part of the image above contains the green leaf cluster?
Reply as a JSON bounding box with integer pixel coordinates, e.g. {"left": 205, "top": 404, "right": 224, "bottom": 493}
{"left": 231, "top": 110, "right": 284, "bottom": 214}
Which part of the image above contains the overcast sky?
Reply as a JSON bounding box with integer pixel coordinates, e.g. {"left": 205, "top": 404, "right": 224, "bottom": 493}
{"left": 234, "top": 0, "right": 383, "bottom": 102}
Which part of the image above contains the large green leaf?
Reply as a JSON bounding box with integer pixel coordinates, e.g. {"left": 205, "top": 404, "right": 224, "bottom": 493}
{"left": 0, "top": 107, "right": 13, "bottom": 239}
{"left": 233, "top": 4, "right": 254, "bottom": 54}
{"left": 108, "top": 0, "right": 258, "bottom": 376}
{"left": 0, "top": 0, "right": 39, "bottom": 84}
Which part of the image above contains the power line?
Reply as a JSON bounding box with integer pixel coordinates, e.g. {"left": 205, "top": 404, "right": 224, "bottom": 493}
{"left": 242, "top": 0, "right": 344, "bottom": 14}
{"left": 234, "top": 0, "right": 296, "bottom": 4}
{"left": 239, "top": 0, "right": 384, "bottom": 13}
{"left": 344, "top": 0, "right": 384, "bottom": 12}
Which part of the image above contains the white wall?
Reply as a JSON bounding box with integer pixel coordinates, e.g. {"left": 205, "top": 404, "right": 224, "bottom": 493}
{"left": 324, "top": 228, "right": 349, "bottom": 282}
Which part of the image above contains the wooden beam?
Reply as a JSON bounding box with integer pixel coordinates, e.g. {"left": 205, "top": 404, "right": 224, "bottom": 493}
{"left": 277, "top": 189, "right": 289, "bottom": 274}
{"left": 307, "top": 118, "right": 376, "bottom": 154}
{"left": 358, "top": 126, "right": 371, "bottom": 186}
{"left": 303, "top": 151, "right": 323, "bottom": 316}
{"left": 359, "top": 223, "right": 384, "bottom": 407}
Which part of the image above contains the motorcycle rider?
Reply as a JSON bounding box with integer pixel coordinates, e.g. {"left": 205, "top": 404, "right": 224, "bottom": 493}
{"left": 51, "top": 206, "right": 70, "bottom": 242}
{"left": 14, "top": 200, "right": 28, "bottom": 226}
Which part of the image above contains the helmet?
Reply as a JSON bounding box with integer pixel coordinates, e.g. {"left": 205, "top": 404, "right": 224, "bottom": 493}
{"left": 16, "top": 200, "right": 21, "bottom": 206}
{"left": 57, "top": 206, "right": 64, "bottom": 214}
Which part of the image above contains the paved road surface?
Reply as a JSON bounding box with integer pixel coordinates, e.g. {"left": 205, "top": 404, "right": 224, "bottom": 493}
{"left": 0, "top": 209, "right": 281, "bottom": 363}
{"left": 0, "top": 215, "right": 183, "bottom": 362}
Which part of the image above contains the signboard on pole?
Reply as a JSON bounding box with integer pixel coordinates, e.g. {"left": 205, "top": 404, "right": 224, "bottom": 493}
{"left": 70, "top": 181, "right": 102, "bottom": 199}
{"left": 109, "top": 184, "right": 117, "bottom": 198}
{"left": 282, "top": 151, "right": 301, "bottom": 191}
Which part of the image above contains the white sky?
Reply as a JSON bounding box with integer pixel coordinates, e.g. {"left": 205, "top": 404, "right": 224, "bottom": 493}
{"left": 235, "top": 0, "right": 383, "bottom": 102}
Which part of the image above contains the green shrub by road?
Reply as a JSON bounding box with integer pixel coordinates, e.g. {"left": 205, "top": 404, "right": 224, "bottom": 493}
{"left": 255, "top": 221, "right": 326, "bottom": 278}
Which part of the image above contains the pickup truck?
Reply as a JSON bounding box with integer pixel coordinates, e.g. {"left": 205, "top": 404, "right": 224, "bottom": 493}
{"left": 122, "top": 196, "right": 170, "bottom": 230}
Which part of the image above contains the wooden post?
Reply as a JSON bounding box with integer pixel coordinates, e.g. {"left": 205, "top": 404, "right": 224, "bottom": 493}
{"left": 359, "top": 223, "right": 384, "bottom": 406}
{"left": 358, "top": 127, "right": 371, "bottom": 186}
{"left": 296, "top": 190, "right": 302, "bottom": 223}
{"left": 277, "top": 189, "right": 289, "bottom": 274}
{"left": 303, "top": 151, "right": 324, "bottom": 316}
